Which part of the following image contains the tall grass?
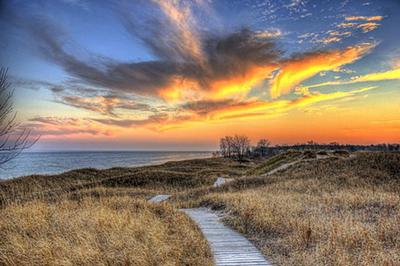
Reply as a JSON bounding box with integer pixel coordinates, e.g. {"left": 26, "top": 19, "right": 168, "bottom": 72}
{"left": 0, "top": 197, "right": 212, "bottom": 265}
{"left": 197, "top": 152, "right": 400, "bottom": 265}
{"left": 0, "top": 157, "right": 251, "bottom": 206}
{"left": 1, "top": 151, "right": 398, "bottom": 265}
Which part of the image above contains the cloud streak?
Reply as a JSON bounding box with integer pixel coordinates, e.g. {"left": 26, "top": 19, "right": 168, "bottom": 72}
{"left": 55, "top": 95, "right": 153, "bottom": 116}
{"left": 345, "top": 16, "right": 383, "bottom": 22}
{"left": 205, "top": 86, "right": 377, "bottom": 122}
{"left": 26, "top": 117, "right": 109, "bottom": 137}
{"left": 302, "top": 68, "right": 400, "bottom": 89}
{"left": 269, "top": 43, "right": 374, "bottom": 98}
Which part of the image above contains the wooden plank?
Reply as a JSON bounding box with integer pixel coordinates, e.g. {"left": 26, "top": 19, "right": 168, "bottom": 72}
{"left": 182, "top": 208, "right": 272, "bottom": 266}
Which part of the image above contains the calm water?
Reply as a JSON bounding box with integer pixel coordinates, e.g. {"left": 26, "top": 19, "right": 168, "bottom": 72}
{"left": 0, "top": 151, "right": 212, "bottom": 180}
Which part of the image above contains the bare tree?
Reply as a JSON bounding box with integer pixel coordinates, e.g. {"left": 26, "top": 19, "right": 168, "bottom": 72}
{"left": 219, "top": 136, "right": 233, "bottom": 158}
{"left": 225, "top": 136, "right": 233, "bottom": 158}
{"left": 220, "top": 135, "right": 251, "bottom": 159}
{"left": 232, "top": 135, "right": 251, "bottom": 160}
{"left": 0, "top": 67, "right": 38, "bottom": 166}
{"left": 256, "top": 139, "right": 270, "bottom": 157}
{"left": 219, "top": 137, "right": 227, "bottom": 157}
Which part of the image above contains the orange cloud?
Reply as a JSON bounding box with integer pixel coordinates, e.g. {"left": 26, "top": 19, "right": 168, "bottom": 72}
{"left": 338, "top": 16, "right": 382, "bottom": 33}
{"left": 289, "top": 87, "right": 376, "bottom": 107}
{"left": 30, "top": 85, "right": 379, "bottom": 138}
{"left": 158, "top": 68, "right": 274, "bottom": 103}
{"left": 208, "top": 100, "right": 288, "bottom": 121}
{"left": 269, "top": 43, "right": 374, "bottom": 98}
{"left": 304, "top": 68, "right": 400, "bottom": 89}
{"left": 357, "top": 22, "right": 380, "bottom": 33}
{"left": 317, "top": 36, "right": 342, "bottom": 44}
{"left": 204, "top": 87, "right": 376, "bottom": 123}
{"left": 345, "top": 15, "right": 383, "bottom": 22}
{"left": 338, "top": 22, "right": 357, "bottom": 28}
{"left": 158, "top": 77, "right": 203, "bottom": 103}
{"left": 315, "top": 31, "right": 352, "bottom": 45}
{"left": 158, "top": 61, "right": 277, "bottom": 103}
{"left": 329, "top": 31, "right": 352, "bottom": 37}
{"left": 208, "top": 65, "right": 276, "bottom": 100}
{"left": 351, "top": 68, "right": 400, "bottom": 82}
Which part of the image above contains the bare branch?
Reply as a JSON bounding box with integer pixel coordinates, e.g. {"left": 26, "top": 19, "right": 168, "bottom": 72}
{"left": 0, "top": 67, "right": 39, "bottom": 167}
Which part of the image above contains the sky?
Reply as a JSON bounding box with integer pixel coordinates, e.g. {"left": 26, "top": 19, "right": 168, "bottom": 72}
{"left": 0, "top": 0, "right": 399, "bottom": 151}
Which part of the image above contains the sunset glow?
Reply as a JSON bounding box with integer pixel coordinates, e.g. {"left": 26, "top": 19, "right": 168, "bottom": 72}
{"left": 1, "top": 0, "right": 399, "bottom": 150}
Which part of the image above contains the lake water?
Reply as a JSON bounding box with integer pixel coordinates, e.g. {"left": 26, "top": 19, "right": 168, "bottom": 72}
{"left": 0, "top": 151, "right": 212, "bottom": 180}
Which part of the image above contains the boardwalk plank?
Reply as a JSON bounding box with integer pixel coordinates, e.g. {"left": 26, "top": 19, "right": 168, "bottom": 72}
{"left": 182, "top": 208, "right": 272, "bottom": 266}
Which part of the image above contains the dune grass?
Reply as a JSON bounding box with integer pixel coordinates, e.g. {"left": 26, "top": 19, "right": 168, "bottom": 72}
{"left": 0, "top": 197, "right": 212, "bottom": 266}
{"left": 245, "top": 150, "right": 303, "bottom": 176}
{"left": 0, "top": 157, "right": 249, "bottom": 265}
{"left": 0, "top": 157, "right": 250, "bottom": 206}
{"left": 1, "top": 151, "right": 399, "bottom": 265}
{"left": 195, "top": 152, "right": 400, "bottom": 265}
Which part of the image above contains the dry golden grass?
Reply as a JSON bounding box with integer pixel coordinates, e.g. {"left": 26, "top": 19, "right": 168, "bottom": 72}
{"left": 196, "top": 152, "right": 400, "bottom": 265}
{"left": 0, "top": 157, "right": 250, "bottom": 206}
{"left": 2, "top": 151, "right": 399, "bottom": 266}
{"left": 0, "top": 157, "right": 250, "bottom": 265}
{"left": 0, "top": 196, "right": 212, "bottom": 266}
{"left": 245, "top": 150, "right": 303, "bottom": 176}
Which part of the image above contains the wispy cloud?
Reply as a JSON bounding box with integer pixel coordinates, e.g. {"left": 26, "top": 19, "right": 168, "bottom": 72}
{"left": 269, "top": 43, "right": 374, "bottom": 98}
{"left": 338, "top": 22, "right": 357, "bottom": 28}
{"left": 90, "top": 113, "right": 169, "bottom": 128}
{"left": 90, "top": 112, "right": 195, "bottom": 131}
{"left": 26, "top": 117, "right": 109, "bottom": 137}
{"left": 337, "top": 15, "right": 383, "bottom": 33}
{"left": 255, "top": 29, "right": 282, "bottom": 39}
{"left": 317, "top": 36, "right": 342, "bottom": 44}
{"left": 351, "top": 68, "right": 400, "bottom": 83}
{"left": 357, "top": 22, "right": 380, "bottom": 33}
{"left": 55, "top": 95, "right": 154, "bottom": 116}
{"left": 302, "top": 68, "right": 400, "bottom": 89}
{"left": 205, "top": 86, "right": 376, "bottom": 123}
{"left": 345, "top": 15, "right": 383, "bottom": 22}
{"left": 288, "top": 86, "right": 376, "bottom": 107}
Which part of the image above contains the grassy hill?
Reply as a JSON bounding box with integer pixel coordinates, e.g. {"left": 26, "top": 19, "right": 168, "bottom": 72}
{"left": 0, "top": 157, "right": 250, "bottom": 206}
{"left": 0, "top": 197, "right": 212, "bottom": 265}
{"left": 184, "top": 152, "right": 400, "bottom": 265}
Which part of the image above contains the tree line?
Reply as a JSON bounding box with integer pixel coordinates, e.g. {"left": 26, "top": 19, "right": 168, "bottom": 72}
{"left": 218, "top": 135, "right": 400, "bottom": 160}
{"left": 218, "top": 135, "right": 271, "bottom": 159}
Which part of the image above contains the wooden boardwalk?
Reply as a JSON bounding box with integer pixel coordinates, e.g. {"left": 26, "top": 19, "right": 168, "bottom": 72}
{"left": 182, "top": 208, "right": 272, "bottom": 266}
{"left": 147, "top": 158, "right": 330, "bottom": 265}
